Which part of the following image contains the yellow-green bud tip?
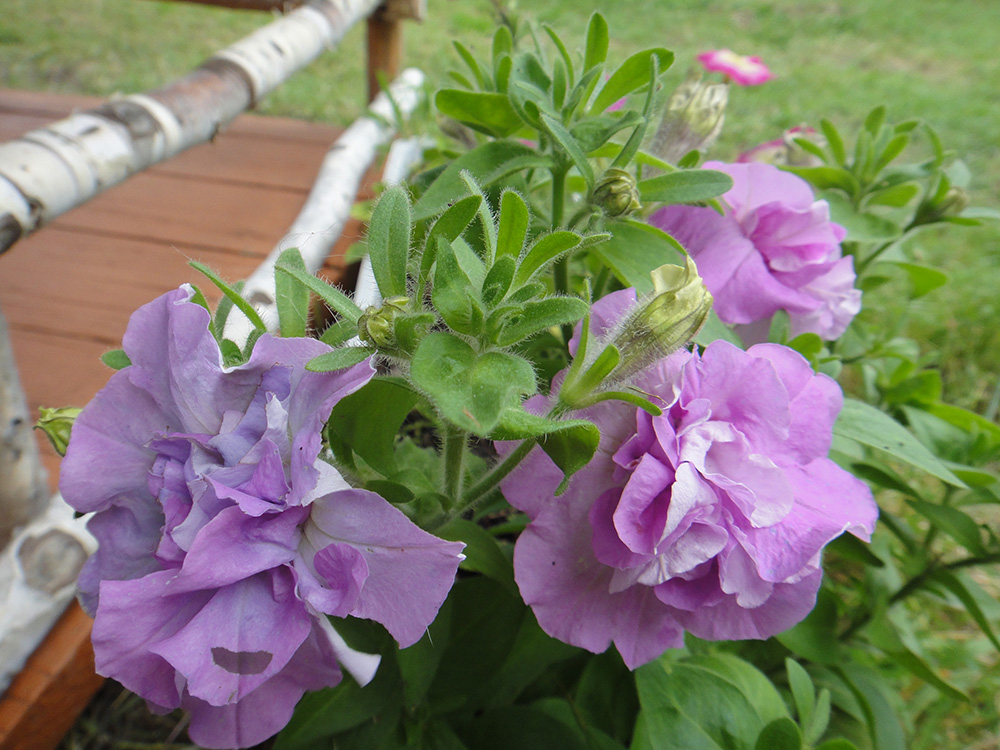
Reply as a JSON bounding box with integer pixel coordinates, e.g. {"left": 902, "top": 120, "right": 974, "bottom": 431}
{"left": 35, "top": 406, "right": 82, "bottom": 457}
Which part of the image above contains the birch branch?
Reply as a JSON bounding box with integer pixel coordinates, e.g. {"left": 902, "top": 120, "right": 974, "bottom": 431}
{"left": 231, "top": 67, "right": 425, "bottom": 338}
{"left": 0, "top": 305, "right": 48, "bottom": 551}
{"left": 0, "top": 0, "right": 384, "bottom": 254}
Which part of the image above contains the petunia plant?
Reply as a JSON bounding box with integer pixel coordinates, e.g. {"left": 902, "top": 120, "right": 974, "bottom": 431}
{"left": 45, "top": 11, "right": 1000, "bottom": 750}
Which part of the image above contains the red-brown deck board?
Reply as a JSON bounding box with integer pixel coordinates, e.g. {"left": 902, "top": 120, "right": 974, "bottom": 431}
{"left": 0, "top": 87, "right": 373, "bottom": 486}
{"left": 0, "top": 88, "right": 376, "bottom": 750}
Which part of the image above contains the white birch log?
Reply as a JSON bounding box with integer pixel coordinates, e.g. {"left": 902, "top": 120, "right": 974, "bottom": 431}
{"left": 228, "top": 67, "right": 425, "bottom": 341}
{"left": 0, "top": 494, "right": 95, "bottom": 694}
{"left": 0, "top": 0, "right": 384, "bottom": 254}
{"left": 0, "top": 305, "right": 48, "bottom": 550}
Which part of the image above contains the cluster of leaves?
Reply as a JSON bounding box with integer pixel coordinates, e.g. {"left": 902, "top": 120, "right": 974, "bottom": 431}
{"left": 161, "top": 15, "right": 1000, "bottom": 750}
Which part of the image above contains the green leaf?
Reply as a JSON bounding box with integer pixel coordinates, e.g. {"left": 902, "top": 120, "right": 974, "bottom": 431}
{"left": 825, "top": 193, "right": 901, "bottom": 241}
{"left": 816, "top": 740, "right": 860, "bottom": 750}
{"left": 755, "top": 718, "right": 802, "bottom": 750}
{"left": 413, "top": 141, "right": 553, "bottom": 221}
{"left": 435, "top": 89, "right": 524, "bottom": 138}
{"left": 274, "top": 260, "right": 363, "bottom": 325}
{"left": 493, "top": 409, "right": 599, "bottom": 493}
{"left": 611, "top": 54, "right": 659, "bottom": 169}
{"left": 326, "top": 377, "right": 419, "bottom": 475}
{"left": 776, "top": 588, "right": 845, "bottom": 666}
{"left": 874, "top": 133, "right": 909, "bottom": 174}
{"left": 820, "top": 118, "right": 847, "bottom": 165}
{"left": 543, "top": 25, "right": 575, "bottom": 89}
{"left": 494, "top": 297, "right": 588, "bottom": 346}
{"left": 438, "top": 518, "right": 516, "bottom": 595}
{"left": 367, "top": 185, "right": 411, "bottom": 299}
{"left": 482, "top": 256, "right": 517, "bottom": 306}
{"left": 496, "top": 189, "right": 530, "bottom": 259}
{"left": 540, "top": 112, "right": 595, "bottom": 188}
{"left": 638, "top": 169, "right": 734, "bottom": 204}
{"left": 452, "top": 40, "right": 491, "bottom": 90}
{"left": 100, "top": 349, "right": 131, "bottom": 370}
{"left": 864, "top": 105, "right": 887, "bottom": 136}
{"left": 273, "top": 248, "right": 310, "bottom": 338}
{"left": 590, "top": 48, "right": 673, "bottom": 114}
{"left": 583, "top": 12, "right": 609, "bottom": 70}
{"left": 411, "top": 333, "right": 536, "bottom": 435}
{"left": 305, "top": 347, "right": 373, "bottom": 372}
{"left": 574, "top": 652, "right": 638, "bottom": 744}
{"left": 189, "top": 261, "right": 266, "bottom": 333}
{"left": 929, "top": 569, "right": 1000, "bottom": 652}
{"left": 833, "top": 398, "right": 965, "bottom": 487}
{"left": 434, "top": 238, "right": 483, "bottom": 336}
{"left": 865, "top": 182, "right": 920, "bottom": 208}
{"left": 906, "top": 499, "right": 986, "bottom": 556}
{"left": 786, "top": 659, "right": 816, "bottom": 732}
{"left": 634, "top": 653, "right": 788, "bottom": 750}
{"left": 571, "top": 112, "right": 643, "bottom": 154}
{"left": 515, "top": 231, "right": 582, "bottom": 285}
{"left": 593, "top": 220, "right": 686, "bottom": 293}
{"left": 783, "top": 166, "right": 861, "bottom": 196}
{"left": 422, "top": 194, "right": 483, "bottom": 279}
{"left": 885, "top": 261, "right": 948, "bottom": 299}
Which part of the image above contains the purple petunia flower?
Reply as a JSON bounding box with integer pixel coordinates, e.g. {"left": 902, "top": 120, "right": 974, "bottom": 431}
{"left": 61, "top": 286, "right": 464, "bottom": 749}
{"left": 649, "top": 161, "right": 861, "bottom": 343}
{"left": 500, "top": 290, "right": 876, "bottom": 669}
{"left": 697, "top": 49, "right": 775, "bottom": 86}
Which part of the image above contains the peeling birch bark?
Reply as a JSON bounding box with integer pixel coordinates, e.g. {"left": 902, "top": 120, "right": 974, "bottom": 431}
{"left": 230, "top": 67, "right": 425, "bottom": 339}
{"left": 0, "top": 0, "right": 384, "bottom": 254}
{"left": 0, "top": 305, "right": 48, "bottom": 551}
{"left": 0, "top": 494, "right": 94, "bottom": 693}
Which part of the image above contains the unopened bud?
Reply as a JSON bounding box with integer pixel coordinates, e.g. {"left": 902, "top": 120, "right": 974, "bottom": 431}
{"left": 650, "top": 71, "right": 728, "bottom": 164}
{"left": 612, "top": 255, "right": 712, "bottom": 380}
{"left": 35, "top": 406, "right": 82, "bottom": 457}
{"left": 915, "top": 185, "right": 971, "bottom": 225}
{"left": 357, "top": 296, "right": 409, "bottom": 349}
{"left": 591, "top": 168, "right": 642, "bottom": 217}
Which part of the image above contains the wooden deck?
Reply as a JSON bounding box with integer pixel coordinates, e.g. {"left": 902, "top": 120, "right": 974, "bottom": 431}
{"left": 0, "top": 88, "right": 378, "bottom": 750}
{"left": 0, "top": 88, "right": 374, "bottom": 487}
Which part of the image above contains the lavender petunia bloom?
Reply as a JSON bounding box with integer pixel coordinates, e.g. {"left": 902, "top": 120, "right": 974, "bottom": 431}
{"left": 649, "top": 161, "right": 861, "bottom": 343}
{"left": 61, "top": 286, "right": 464, "bottom": 749}
{"left": 501, "top": 290, "right": 876, "bottom": 669}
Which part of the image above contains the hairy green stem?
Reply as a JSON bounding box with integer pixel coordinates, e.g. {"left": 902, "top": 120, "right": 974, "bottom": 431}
{"left": 443, "top": 427, "right": 467, "bottom": 503}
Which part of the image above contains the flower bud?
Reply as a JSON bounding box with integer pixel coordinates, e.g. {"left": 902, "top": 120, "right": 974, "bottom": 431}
{"left": 357, "top": 296, "right": 409, "bottom": 350}
{"left": 591, "top": 168, "right": 642, "bottom": 217}
{"left": 915, "top": 185, "right": 970, "bottom": 225}
{"left": 35, "top": 406, "right": 82, "bottom": 457}
{"left": 612, "top": 255, "right": 713, "bottom": 380}
{"left": 649, "top": 71, "right": 728, "bottom": 164}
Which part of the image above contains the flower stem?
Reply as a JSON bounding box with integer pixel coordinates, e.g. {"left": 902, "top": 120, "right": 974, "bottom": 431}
{"left": 443, "top": 427, "right": 467, "bottom": 504}
{"left": 460, "top": 438, "right": 536, "bottom": 510}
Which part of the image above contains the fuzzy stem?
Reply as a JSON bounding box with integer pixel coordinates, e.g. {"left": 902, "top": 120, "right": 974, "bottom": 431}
{"left": 443, "top": 427, "right": 467, "bottom": 503}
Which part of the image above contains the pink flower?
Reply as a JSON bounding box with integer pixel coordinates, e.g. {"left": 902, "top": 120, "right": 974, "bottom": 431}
{"left": 62, "top": 287, "right": 464, "bottom": 748}
{"left": 649, "top": 161, "right": 861, "bottom": 342}
{"left": 697, "top": 49, "right": 775, "bottom": 86}
{"left": 500, "top": 291, "right": 877, "bottom": 669}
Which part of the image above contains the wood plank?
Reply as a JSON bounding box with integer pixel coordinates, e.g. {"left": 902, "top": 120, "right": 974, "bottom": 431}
{"left": 0, "top": 603, "right": 104, "bottom": 750}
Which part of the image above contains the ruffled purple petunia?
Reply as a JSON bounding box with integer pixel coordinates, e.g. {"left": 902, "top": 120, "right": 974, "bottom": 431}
{"left": 501, "top": 290, "right": 876, "bottom": 669}
{"left": 61, "top": 286, "right": 464, "bottom": 749}
{"left": 649, "top": 161, "right": 861, "bottom": 343}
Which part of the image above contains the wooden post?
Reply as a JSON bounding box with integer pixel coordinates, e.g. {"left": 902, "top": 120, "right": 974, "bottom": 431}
{"left": 0, "top": 305, "right": 47, "bottom": 551}
{"left": 366, "top": 0, "right": 425, "bottom": 102}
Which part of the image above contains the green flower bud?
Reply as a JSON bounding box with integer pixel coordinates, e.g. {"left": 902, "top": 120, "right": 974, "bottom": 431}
{"left": 649, "top": 71, "right": 729, "bottom": 164}
{"left": 591, "top": 168, "right": 642, "bottom": 217}
{"left": 35, "top": 406, "right": 82, "bottom": 457}
{"left": 357, "top": 296, "right": 409, "bottom": 349}
{"left": 612, "top": 255, "right": 713, "bottom": 380}
{"left": 915, "top": 185, "right": 970, "bottom": 225}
